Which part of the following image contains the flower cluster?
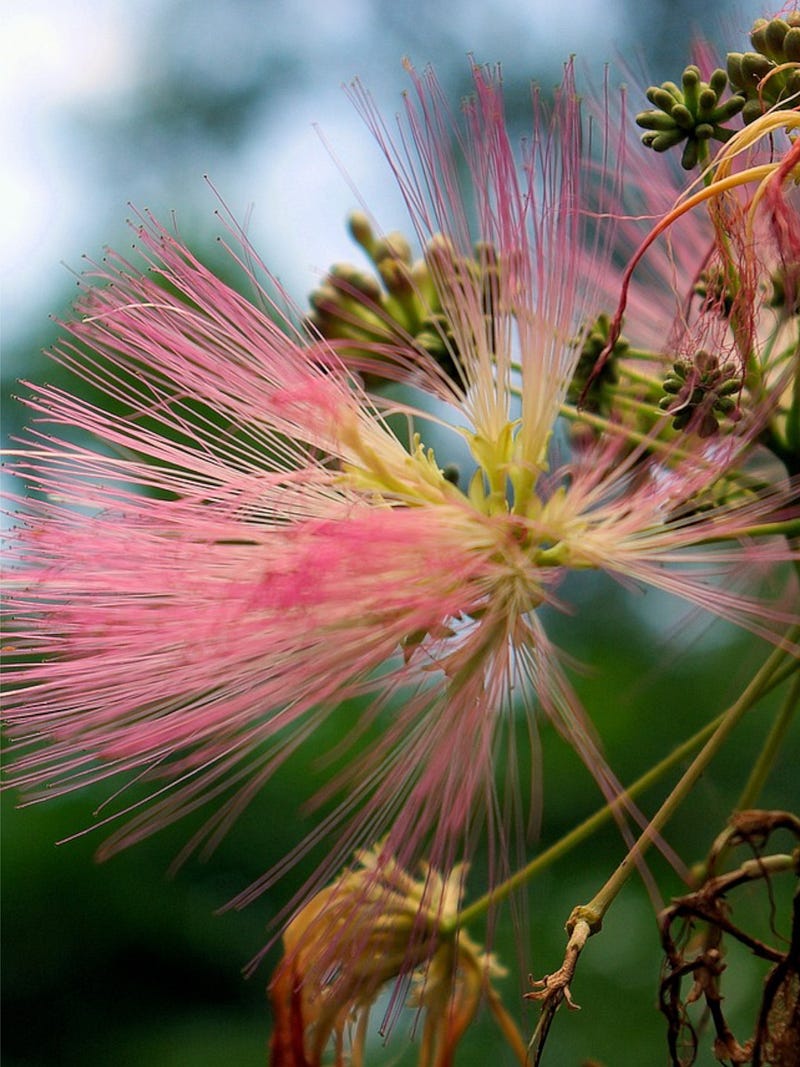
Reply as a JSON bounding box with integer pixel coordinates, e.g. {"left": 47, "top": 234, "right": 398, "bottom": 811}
{"left": 636, "top": 65, "right": 744, "bottom": 169}
{"left": 659, "top": 350, "right": 741, "bottom": 437}
{"left": 637, "top": 12, "right": 800, "bottom": 166}
{"left": 728, "top": 12, "right": 800, "bottom": 123}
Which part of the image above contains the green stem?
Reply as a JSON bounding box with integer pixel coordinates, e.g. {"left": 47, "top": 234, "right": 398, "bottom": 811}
{"left": 767, "top": 651, "right": 800, "bottom": 692}
{"left": 786, "top": 327, "right": 800, "bottom": 457}
{"left": 572, "top": 629, "right": 800, "bottom": 929}
{"left": 698, "top": 142, "right": 713, "bottom": 183}
{"left": 698, "top": 518, "right": 800, "bottom": 541}
{"left": 609, "top": 392, "right": 667, "bottom": 420}
{"left": 735, "top": 664, "right": 800, "bottom": 813}
{"left": 614, "top": 348, "right": 663, "bottom": 364}
{"left": 616, "top": 364, "right": 665, "bottom": 392}
{"left": 698, "top": 671, "right": 800, "bottom": 881}
{"left": 446, "top": 638, "right": 796, "bottom": 934}
{"left": 556, "top": 402, "right": 675, "bottom": 456}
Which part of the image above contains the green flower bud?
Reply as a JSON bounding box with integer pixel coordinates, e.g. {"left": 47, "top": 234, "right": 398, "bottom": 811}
{"left": 741, "top": 52, "right": 774, "bottom": 84}
{"left": 785, "top": 27, "right": 800, "bottom": 63}
{"left": 636, "top": 64, "right": 743, "bottom": 169}
{"left": 698, "top": 87, "right": 718, "bottom": 112}
{"left": 659, "top": 350, "right": 742, "bottom": 437}
{"left": 715, "top": 95, "right": 750, "bottom": 122}
{"left": 309, "top": 215, "right": 507, "bottom": 389}
{"left": 567, "top": 312, "right": 626, "bottom": 414}
{"left": 641, "top": 129, "right": 685, "bottom": 152}
{"left": 742, "top": 98, "right": 767, "bottom": 124}
{"left": 671, "top": 103, "right": 694, "bottom": 130}
{"left": 728, "top": 16, "right": 800, "bottom": 121}
{"left": 769, "top": 265, "right": 800, "bottom": 315}
{"left": 709, "top": 68, "right": 728, "bottom": 98}
{"left": 347, "top": 211, "right": 376, "bottom": 256}
{"left": 373, "top": 231, "right": 412, "bottom": 266}
{"left": 765, "top": 18, "right": 790, "bottom": 60}
{"left": 726, "top": 52, "right": 745, "bottom": 85}
{"left": 750, "top": 18, "right": 769, "bottom": 53}
{"left": 636, "top": 110, "right": 681, "bottom": 133}
{"left": 309, "top": 282, "right": 340, "bottom": 313}
{"left": 681, "top": 66, "right": 701, "bottom": 111}
{"left": 376, "top": 256, "right": 414, "bottom": 298}
{"left": 328, "top": 263, "right": 383, "bottom": 301}
{"left": 680, "top": 140, "right": 700, "bottom": 170}
{"left": 647, "top": 86, "right": 680, "bottom": 111}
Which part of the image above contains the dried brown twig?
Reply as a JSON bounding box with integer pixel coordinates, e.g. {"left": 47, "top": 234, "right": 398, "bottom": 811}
{"left": 659, "top": 810, "right": 799, "bottom": 1067}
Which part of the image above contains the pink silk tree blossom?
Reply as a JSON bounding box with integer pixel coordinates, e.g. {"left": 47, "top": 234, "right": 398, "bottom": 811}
{"left": 3, "top": 62, "right": 798, "bottom": 921}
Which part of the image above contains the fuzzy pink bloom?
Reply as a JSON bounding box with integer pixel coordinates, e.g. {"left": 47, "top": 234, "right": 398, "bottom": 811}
{"left": 3, "top": 63, "right": 798, "bottom": 919}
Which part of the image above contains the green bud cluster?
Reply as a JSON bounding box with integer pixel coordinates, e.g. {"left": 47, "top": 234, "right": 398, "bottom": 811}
{"left": 636, "top": 65, "right": 744, "bottom": 169}
{"left": 693, "top": 265, "right": 736, "bottom": 318}
{"left": 769, "top": 264, "right": 800, "bottom": 313}
{"left": 567, "top": 313, "right": 626, "bottom": 414}
{"left": 727, "top": 13, "right": 800, "bottom": 123}
{"left": 307, "top": 212, "right": 425, "bottom": 352}
{"left": 660, "top": 350, "right": 741, "bottom": 437}
{"left": 308, "top": 212, "right": 500, "bottom": 386}
{"left": 419, "top": 236, "right": 503, "bottom": 381}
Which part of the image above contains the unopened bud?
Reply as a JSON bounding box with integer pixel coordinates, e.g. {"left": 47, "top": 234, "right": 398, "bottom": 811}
{"left": 785, "top": 27, "right": 800, "bottom": 63}
{"left": 348, "top": 211, "right": 376, "bottom": 256}
{"left": 765, "top": 18, "right": 790, "bottom": 60}
{"left": 329, "top": 263, "right": 383, "bottom": 302}
{"left": 377, "top": 255, "right": 414, "bottom": 297}
{"left": 373, "top": 231, "right": 412, "bottom": 265}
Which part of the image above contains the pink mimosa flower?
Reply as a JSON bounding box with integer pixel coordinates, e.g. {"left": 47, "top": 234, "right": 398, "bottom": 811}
{"left": 3, "top": 62, "right": 798, "bottom": 923}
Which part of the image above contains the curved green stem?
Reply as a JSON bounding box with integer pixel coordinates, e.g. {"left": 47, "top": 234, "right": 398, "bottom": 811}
{"left": 570, "top": 628, "right": 799, "bottom": 930}
{"left": 735, "top": 669, "right": 799, "bottom": 813}
{"left": 697, "top": 670, "right": 800, "bottom": 881}
{"left": 616, "top": 364, "right": 664, "bottom": 393}
{"left": 698, "top": 518, "right": 800, "bottom": 541}
{"left": 555, "top": 401, "right": 677, "bottom": 458}
{"left": 447, "top": 630, "right": 799, "bottom": 936}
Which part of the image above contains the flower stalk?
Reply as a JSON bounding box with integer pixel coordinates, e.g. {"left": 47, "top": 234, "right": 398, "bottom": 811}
{"left": 522, "top": 627, "right": 800, "bottom": 1058}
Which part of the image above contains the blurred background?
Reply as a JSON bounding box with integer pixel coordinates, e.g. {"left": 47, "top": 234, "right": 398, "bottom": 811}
{"left": 2, "top": 1, "right": 796, "bottom": 1065}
